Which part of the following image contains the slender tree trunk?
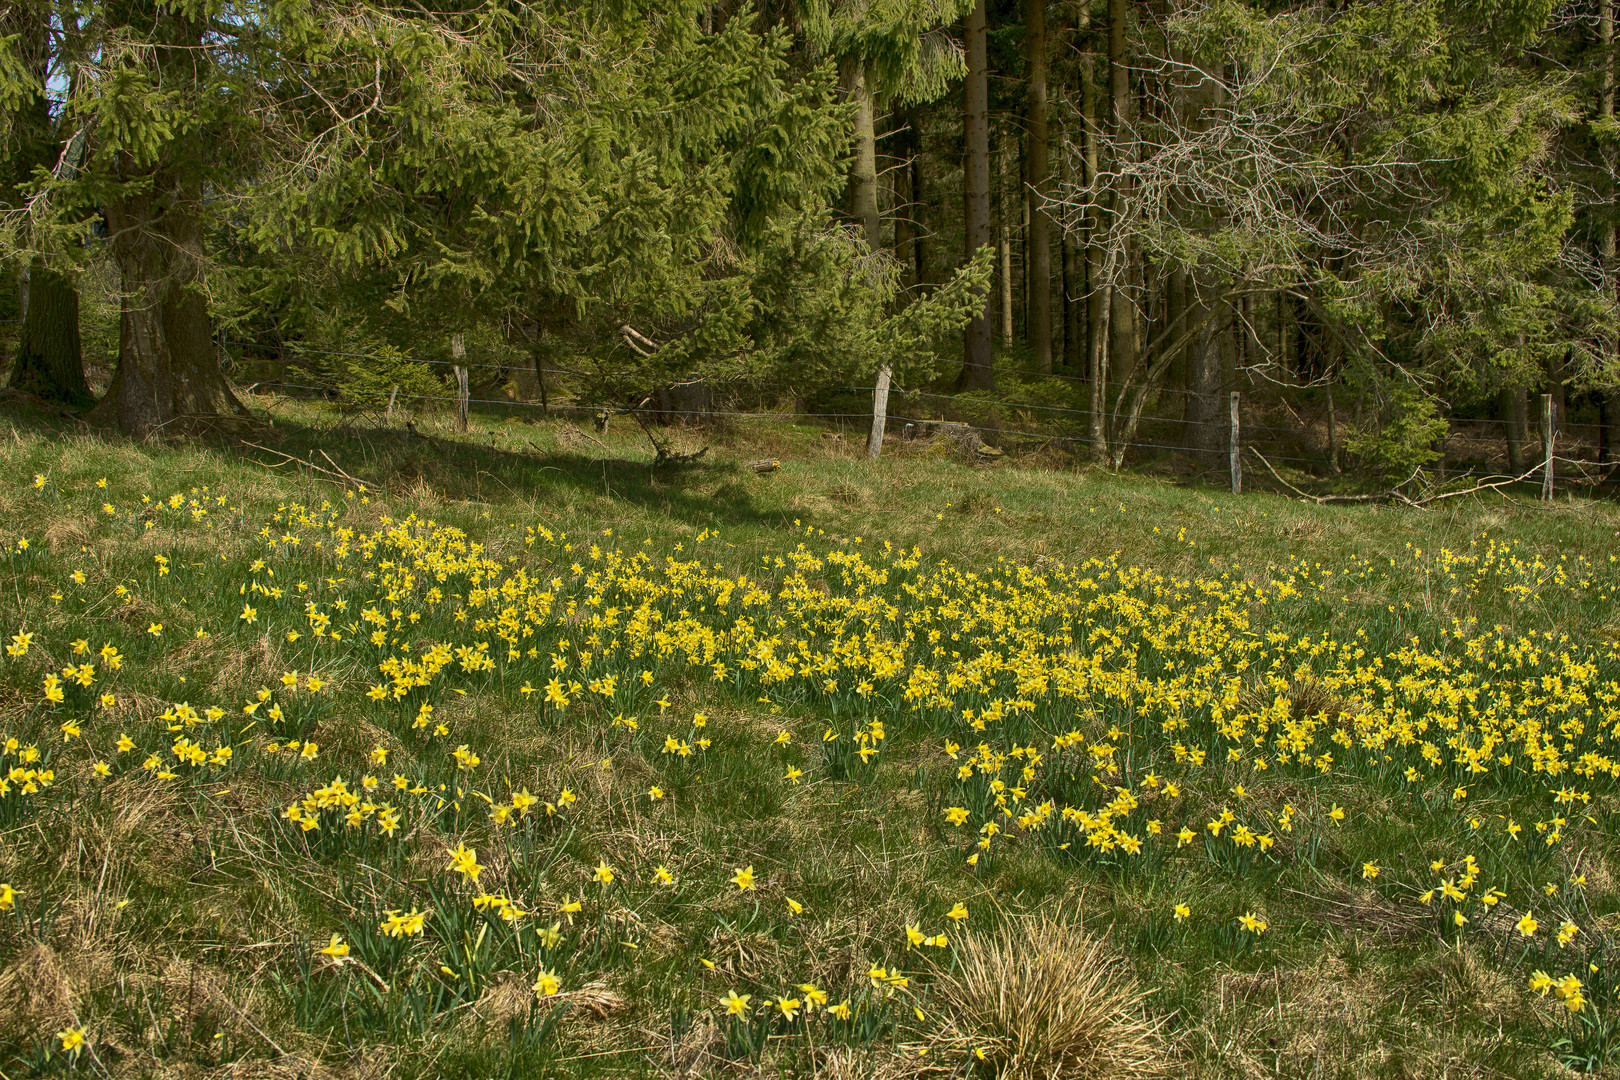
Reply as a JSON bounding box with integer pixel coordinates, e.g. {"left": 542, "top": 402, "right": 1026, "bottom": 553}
{"left": 1184, "top": 292, "right": 1226, "bottom": 466}
{"left": 1602, "top": 0, "right": 1617, "bottom": 464}
{"left": 1325, "top": 332, "right": 1342, "bottom": 473}
{"left": 1106, "top": 0, "right": 1135, "bottom": 405}
{"left": 1502, "top": 386, "right": 1529, "bottom": 473}
{"left": 895, "top": 109, "right": 917, "bottom": 292}
{"left": 1061, "top": 137, "right": 1083, "bottom": 372}
{"left": 962, "top": 0, "right": 994, "bottom": 389}
{"left": 1089, "top": 251, "right": 1113, "bottom": 464}
{"left": 1166, "top": 268, "right": 1187, "bottom": 392}
{"left": 1079, "top": 26, "right": 1105, "bottom": 459}
{"left": 998, "top": 151, "right": 1015, "bottom": 347}
{"left": 844, "top": 57, "right": 880, "bottom": 249}
{"left": 1026, "top": 0, "right": 1051, "bottom": 373}
{"left": 910, "top": 150, "right": 929, "bottom": 286}
{"left": 1547, "top": 350, "right": 1567, "bottom": 431}
{"left": 844, "top": 56, "right": 893, "bottom": 457}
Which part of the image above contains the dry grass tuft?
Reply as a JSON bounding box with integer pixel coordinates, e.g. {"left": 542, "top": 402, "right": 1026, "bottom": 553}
{"left": 664, "top": 1015, "right": 727, "bottom": 1076}
{"left": 558, "top": 980, "right": 628, "bottom": 1020}
{"left": 475, "top": 973, "right": 536, "bottom": 1027}
{"left": 0, "top": 941, "right": 79, "bottom": 1032}
{"left": 929, "top": 915, "right": 1166, "bottom": 1080}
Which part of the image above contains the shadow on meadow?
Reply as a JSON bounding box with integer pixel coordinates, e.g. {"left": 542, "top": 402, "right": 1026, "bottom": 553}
{"left": 0, "top": 394, "right": 793, "bottom": 539}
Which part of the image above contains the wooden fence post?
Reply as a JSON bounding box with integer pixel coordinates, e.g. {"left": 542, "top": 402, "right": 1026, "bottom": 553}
{"left": 1230, "top": 392, "right": 1241, "bottom": 495}
{"left": 385, "top": 384, "right": 398, "bottom": 423}
{"left": 452, "top": 332, "right": 469, "bottom": 433}
{"left": 1541, "top": 392, "right": 1554, "bottom": 501}
{"left": 867, "top": 364, "right": 892, "bottom": 459}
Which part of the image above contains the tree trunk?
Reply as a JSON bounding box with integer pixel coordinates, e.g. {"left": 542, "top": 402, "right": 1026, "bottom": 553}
{"left": 4, "top": 12, "right": 89, "bottom": 407}
{"left": 1106, "top": 0, "right": 1135, "bottom": 399}
{"left": 91, "top": 0, "right": 247, "bottom": 440}
{"left": 1025, "top": 0, "right": 1052, "bottom": 373}
{"left": 844, "top": 57, "right": 893, "bottom": 456}
{"left": 1604, "top": 0, "right": 1617, "bottom": 465}
{"left": 1089, "top": 252, "right": 1113, "bottom": 465}
{"left": 96, "top": 167, "right": 246, "bottom": 436}
{"left": 1061, "top": 138, "right": 1083, "bottom": 372}
{"left": 8, "top": 263, "right": 89, "bottom": 406}
{"left": 1184, "top": 294, "right": 1226, "bottom": 466}
{"left": 999, "top": 219, "right": 1014, "bottom": 344}
{"left": 1166, "top": 267, "right": 1187, "bottom": 393}
{"left": 910, "top": 148, "right": 929, "bottom": 286}
{"left": 895, "top": 109, "right": 917, "bottom": 292}
{"left": 1602, "top": 392, "right": 1618, "bottom": 464}
{"left": 962, "top": 0, "right": 994, "bottom": 390}
{"left": 997, "top": 125, "right": 1016, "bottom": 345}
{"left": 1080, "top": 26, "right": 1105, "bottom": 458}
{"left": 1326, "top": 332, "right": 1342, "bottom": 473}
{"left": 843, "top": 57, "right": 880, "bottom": 250}
{"left": 1502, "top": 386, "right": 1529, "bottom": 473}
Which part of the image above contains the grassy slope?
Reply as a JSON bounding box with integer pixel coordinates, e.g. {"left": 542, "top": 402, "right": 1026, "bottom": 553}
{"left": 0, "top": 398, "right": 1617, "bottom": 1080}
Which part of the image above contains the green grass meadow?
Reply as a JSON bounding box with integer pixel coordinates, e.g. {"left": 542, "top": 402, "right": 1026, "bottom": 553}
{"left": 0, "top": 397, "right": 1617, "bottom": 1080}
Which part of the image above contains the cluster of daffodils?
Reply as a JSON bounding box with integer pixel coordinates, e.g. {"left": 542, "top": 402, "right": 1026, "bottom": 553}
{"left": 5, "top": 476, "right": 1617, "bottom": 1056}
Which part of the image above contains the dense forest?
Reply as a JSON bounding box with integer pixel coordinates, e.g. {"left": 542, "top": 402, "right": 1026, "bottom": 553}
{"left": 3, "top": 0, "right": 1620, "bottom": 482}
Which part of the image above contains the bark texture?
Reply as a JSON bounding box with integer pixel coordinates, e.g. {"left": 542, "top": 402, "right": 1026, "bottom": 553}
{"left": 9, "top": 265, "right": 90, "bottom": 406}
{"left": 962, "top": 0, "right": 994, "bottom": 390}
{"left": 1024, "top": 0, "right": 1052, "bottom": 372}
{"left": 95, "top": 168, "right": 249, "bottom": 436}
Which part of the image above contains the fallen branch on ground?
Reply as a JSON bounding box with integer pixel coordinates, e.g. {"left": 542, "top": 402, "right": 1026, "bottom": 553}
{"left": 1248, "top": 449, "right": 1542, "bottom": 508}
{"left": 241, "top": 441, "right": 376, "bottom": 491}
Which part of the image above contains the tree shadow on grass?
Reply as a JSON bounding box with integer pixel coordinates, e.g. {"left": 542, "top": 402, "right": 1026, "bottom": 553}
{"left": 1, "top": 397, "right": 787, "bottom": 535}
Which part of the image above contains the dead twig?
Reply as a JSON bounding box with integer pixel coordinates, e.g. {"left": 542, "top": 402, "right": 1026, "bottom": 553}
{"left": 1248, "top": 449, "right": 1542, "bottom": 508}
{"left": 240, "top": 441, "right": 376, "bottom": 491}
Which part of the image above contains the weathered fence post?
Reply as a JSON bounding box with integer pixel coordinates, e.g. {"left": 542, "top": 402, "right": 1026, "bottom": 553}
{"left": 385, "top": 384, "right": 398, "bottom": 423}
{"left": 1230, "top": 392, "right": 1241, "bottom": 495}
{"left": 452, "top": 332, "right": 469, "bottom": 433}
{"left": 1541, "top": 392, "right": 1555, "bottom": 500}
{"left": 867, "top": 364, "right": 892, "bottom": 459}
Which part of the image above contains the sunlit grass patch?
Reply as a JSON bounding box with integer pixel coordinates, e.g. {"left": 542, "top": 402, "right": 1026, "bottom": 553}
{"left": 0, "top": 410, "right": 1617, "bottom": 1077}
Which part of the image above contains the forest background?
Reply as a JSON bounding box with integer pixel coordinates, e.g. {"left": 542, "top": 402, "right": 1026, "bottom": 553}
{"left": 3, "top": 0, "right": 1620, "bottom": 488}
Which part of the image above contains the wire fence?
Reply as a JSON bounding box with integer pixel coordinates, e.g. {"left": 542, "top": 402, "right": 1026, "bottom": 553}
{"left": 228, "top": 340, "right": 1619, "bottom": 500}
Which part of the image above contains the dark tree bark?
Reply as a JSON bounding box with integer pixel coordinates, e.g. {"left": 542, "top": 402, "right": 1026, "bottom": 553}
{"left": 86, "top": 5, "right": 248, "bottom": 437}
{"left": 962, "top": 0, "right": 994, "bottom": 390}
{"left": 997, "top": 126, "right": 1015, "bottom": 344}
{"left": 95, "top": 166, "right": 249, "bottom": 436}
{"left": 894, "top": 108, "right": 918, "bottom": 292}
{"left": 910, "top": 144, "right": 929, "bottom": 286}
{"left": 3, "top": 6, "right": 90, "bottom": 406}
{"left": 1103, "top": 0, "right": 1136, "bottom": 431}
{"left": 1060, "top": 134, "right": 1084, "bottom": 372}
{"left": 1502, "top": 386, "right": 1529, "bottom": 473}
{"left": 9, "top": 265, "right": 90, "bottom": 406}
{"left": 1024, "top": 0, "right": 1052, "bottom": 372}
{"left": 1604, "top": 0, "right": 1617, "bottom": 464}
{"left": 1183, "top": 299, "right": 1228, "bottom": 466}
